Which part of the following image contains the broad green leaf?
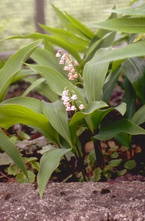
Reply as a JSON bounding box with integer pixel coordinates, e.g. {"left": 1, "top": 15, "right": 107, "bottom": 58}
{"left": 79, "top": 32, "right": 116, "bottom": 69}
{"left": 7, "top": 33, "right": 81, "bottom": 63}
{"left": 102, "top": 67, "right": 122, "bottom": 102}
{"left": 91, "top": 41, "right": 145, "bottom": 64}
{"left": 23, "top": 157, "right": 37, "bottom": 163}
{"left": 42, "top": 100, "right": 72, "bottom": 147}
{"left": 66, "top": 13, "right": 95, "bottom": 40}
{"left": 31, "top": 47, "right": 67, "bottom": 76}
{"left": 91, "top": 167, "right": 102, "bottom": 181}
{"left": 0, "top": 104, "right": 59, "bottom": 144}
{"left": 44, "top": 40, "right": 55, "bottom": 54}
{"left": 96, "top": 31, "right": 116, "bottom": 49}
{"left": 25, "top": 77, "right": 59, "bottom": 102}
{"left": 124, "top": 160, "right": 136, "bottom": 170}
{"left": 104, "top": 4, "right": 145, "bottom": 17}
{"left": 78, "top": 37, "right": 103, "bottom": 69}
{"left": 35, "top": 82, "right": 59, "bottom": 102}
{"left": 0, "top": 129, "right": 27, "bottom": 178}
{"left": 0, "top": 152, "right": 13, "bottom": 165}
{"left": 7, "top": 165, "right": 20, "bottom": 176}
{"left": 124, "top": 77, "right": 136, "bottom": 119}
{"left": 96, "top": 5, "right": 117, "bottom": 39}
{"left": 16, "top": 171, "right": 35, "bottom": 183}
{"left": 110, "top": 152, "right": 119, "bottom": 158}
{"left": 93, "top": 119, "right": 145, "bottom": 141}
{"left": 128, "top": 0, "right": 143, "bottom": 7}
{"left": 1, "top": 97, "right": 42, "bottom": 113}
{"left": 108, "top": 159, "right": 122, "bottom": 167}
{"left": 122, "top": 57, "right": 145, "bottom": 103}
{"left": 83, "top": 47, "right": 111, "bottom": 102}
{"left": 112, "top": 60, "right": 125, "bottom": 73}
{"left": 22, "top": 78, "right": 45, "bottom": 97}
{"left": 92, "top": 17, "right": 145, "bottom": 33}
{"left": 114, "top": 102, "right": 126, "bottom": 116}
{"left": 114, "top": 132, "right": 130, "bottom": 148}
{"left": 38, "top": 147, "right": 71, "bottom": 198}
{"left": 132, "top": 105, "right": 145, "bottom": 125}
{"left": 17, "top": 131, "right": 30, "bottom": 140}
{"left": 91, "top": 102, "right": 126, "bottom": 129}
{"left": 27, "top": 64, "right": 86, "bottom": 106}
{"left": 117, "top": 169, "right": 127, "bottom": 176}
{"left": 88, "top": 149, "right": 96, "bottom": 165}
{"left": 0, "top": 59, "right": 5, "bottom": 69}
{"left": 39, "top": 24, "right": 88, "bottom": 52}
{"left": 0, "top": 39, "right": 42, "bottom": 101}
{"left": 69, "top": 101, "right": 108, "bottom": 142}
{"left": 51, "top": 5, "right": 91, "bottom": 40}
{"left": 30, "top": 161, "right": 39, "bottom": 171}
{"left": 12, "top": 69, "right": 36, "bottom": 83}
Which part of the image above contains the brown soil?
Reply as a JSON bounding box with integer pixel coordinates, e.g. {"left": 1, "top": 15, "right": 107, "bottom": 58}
{"left": 0, "top": 181, "right": 145, "bottom": 221}
{"left": 1, "top": 81, "right": 145, "bottom": 220}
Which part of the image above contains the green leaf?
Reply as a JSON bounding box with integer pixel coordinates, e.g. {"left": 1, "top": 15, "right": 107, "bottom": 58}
{"left": 122, "top": 57, "right": 145, "bottom": 103}
{"left": 91, "top": 41, "right": 145, "bottom": 64}
{"left": 104, "top": 4, "right": 145, "bottom": 17}
{"left": 79, "top": 32, "right": 116, "bottom": 69}
{"left": 22, "top": 78, "right": 45, "bottom": 97}
{"left": 102, "top": 67, "right": 122, "bottom": 102}
{"left": 12, "top": 69, "right": 36, "bottom": 83}
{"left": 117, "top": 169, "right": 127, "bottom": 176}
{"left": 93, "top": 119, "right": 145, "bottom": 141}
{"left": 66, "top": 13, "right": 95, "bottom": 40}
{"left": 1, "top": 97, "right": 43, "bottom": 113}
{"left": 0, "top": 152, "right": 13, "bottom": 165}
{"left": 27, "top": 64, "right": 86, "bottom": 106}
{"left": 110, "top": 152, "right": 119, "bottom": 159}
{"left": 91, "top": 167, "right": 102, "bottom": 181}
{"left": 0, "top": 59, "right": 5, "bottom": 69}
{"left": 42, "top": 100, "right": 72, "bottom": 147}
{"left": 91, "top": 102, "right": 126, "bottom": 129}
{"left": 108, "top": 159, "right": 122, "bottom": 167}
{"left": 88, "top": 149, "right": 96, "bottom": 165}
{"left": 0, "top": 129, "right": 27, "bottom": 178}
{"left": 131, "top": 104, "right": 145, "bottom": 125}
{"left": 124, "top": 160, "right": 136, "bottom": 170}
{"left": 38, "top": 147, "right": 71, "bottom": 198}
{"left": 31, "top": 47, "right": 67, "bottom": 76}
{"left": 0, "top": 39, "right": 42, "bottom": 101}
{"left": 25, "top": 77, "right": 59, "bottom": 102}
{"left": 17, "top": 131, "right": 30, "bottom": 140}
{"left": 39, "top": 24, "right": 88, "bottom": 53}
{"left": 23, "top": 157, "right": 38, "bottom": 164}
{"left": 92, "top": 17, "right": 145, "bottom": 33}
{"left": 69, "top": 101, "right": 108, "bottom": 142}
{"left": 51, "top": 5, "right": 91, "bottom": 40}
{"left": 30, "top": 161, "right": 39, "bottom": 171}
{"left": 7, "top": 33, "right": 81, "bottom": 63}
{"left": 0, "top": 104, "right": 59, "bottom": 144}
{"left": 16, "top": 171, "right": 35, "bottom": 183}
{"left": 7, "top": 164, "right": 20, "bottom": 176}
{"left": 83, "top": 47, "right": 111, "bottom": 102}
{"left": 96, "top": 4, "right": 117, "bottom": 38}
{"left": 124, "top": 77, "right": 136, "bottom": 119}
{"left": 114, "top": 132, "right": 130, "bottom": 148}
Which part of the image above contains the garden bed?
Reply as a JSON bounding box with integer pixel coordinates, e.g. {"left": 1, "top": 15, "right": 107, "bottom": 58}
{"left": 0, "top": 181, "right": 145, "bottom": 221}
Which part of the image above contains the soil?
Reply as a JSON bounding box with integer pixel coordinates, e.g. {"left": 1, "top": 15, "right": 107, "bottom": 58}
{"left": 1, "top": 80, "right": 145, "bottom": 220}
{"left": 0, "top": 181, "right": 145, "bottom": 221}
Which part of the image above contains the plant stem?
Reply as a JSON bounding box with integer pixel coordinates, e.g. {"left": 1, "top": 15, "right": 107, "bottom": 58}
{"left": 75, "top": 143, "right": 87, "bottom": 182}
{"left": 94, "top": 140, "right": 104, "bottom": 169}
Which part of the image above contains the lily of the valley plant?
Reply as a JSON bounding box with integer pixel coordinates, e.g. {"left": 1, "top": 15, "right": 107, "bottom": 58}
{"left": 1, "top": 1, "right": 145, "bottom": 198}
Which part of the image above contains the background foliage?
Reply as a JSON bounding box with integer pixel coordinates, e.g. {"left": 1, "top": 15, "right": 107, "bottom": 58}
{"left": 0, "top": 0, "right": 131, "bottom": 51}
